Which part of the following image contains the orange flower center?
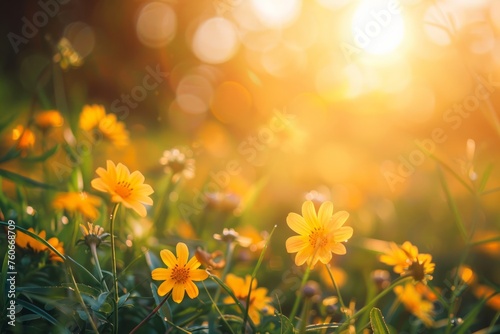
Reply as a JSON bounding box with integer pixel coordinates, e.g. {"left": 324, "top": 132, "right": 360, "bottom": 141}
{"left": 309, "top": 228, "right": 328, "bottom": 248}
{"left": 171, "top": 264, "right": 190, "bottom": 284}
{"left": 115, "top": 180, "right": 133, "bottom": 198}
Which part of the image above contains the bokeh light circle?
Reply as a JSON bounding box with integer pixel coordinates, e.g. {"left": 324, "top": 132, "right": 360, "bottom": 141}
{"left": 136, "top": 2, "right": 177, "bottom": 48}
{"left": 192, "top": 17, "right": 240, "bottom": 64}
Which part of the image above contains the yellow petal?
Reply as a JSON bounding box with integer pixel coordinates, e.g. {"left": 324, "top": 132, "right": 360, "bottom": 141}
{"left": 157, "top": 279, "right": 175, "bottom": 296}
{"left": 295, "top": 247, "right": 314, "bottom": 266}
{"left": 317, "top": 246, "right": 332, "bottom": 264}
{"left": 160, "top": 249, "right": 177, "bottom": 267}
{"left": 318, "top": 201, "right": 333, "bottom": 226}
{"left": 176, "top": 242, "right": 189, "bottom": 266}
{"left": 287, "top": 213, "right": 310, "bottom": 235}
{"left": 152, "top": 268, "right": 170, "bottom": 280}
{"left": 185, "top": 280, "right": 199, "bottom": 299}
{"left": 302, "top": 201, "right": 318, "bottom": 228}
{"left": 190, "top": 269, "right": 209, "bottom": 281}
{"left": 333, "top": 226, "right": 353, "bottom": 242}
{"left": 327, "top": 211, "right": 349, "bottom": 231}
{"left": 172, "top": 284, "right": 185, "bottom": 303}
{"left": 186, "top": 256, "right": 201, "bottom": 270}
{"left": 331, "top": 243, "right": 347, "bottom": 255}
{"left": 286, "top": 235, "right": 308, "bottom": 253}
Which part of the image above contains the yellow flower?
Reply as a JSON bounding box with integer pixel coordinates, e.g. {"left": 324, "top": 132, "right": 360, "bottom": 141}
{"left": 16, "top": 228, "right": 47, "bottom": 253}
{"left": 394, "top": 283, "right": 434, "bottom": 327}
{"left": 286, "top": 200, "right": 353, "bottom": 268}
{"left": 473, "top": 284, "right": 500, "bottom": 311}
{"left": 34, "top": 110, "right": 64, "bottom": 130}
{"left": 91, "top": 160, "right": 154, "bottom": 217}
{"left": 224, "top": 274, "right": 274, "bottom": 325}
{"left": 16, "top": 228, "right": 64, "bottom": 262}
{"left": 47, "top": 237, "right": 65, "bottom": 262}
{"left": 52, "top": 191, "right": 101, "bottom": 220}
{"left": 151, "top": 242, "right": 209, "bottom": 303}
{"left": 379, "top": 241, "right": 435, "bottom": 283}
{"left": 79, "top": 104, "right": 129, "bottom": 147}
{"left": 12, "top": 125, "right": 35, "bottom": 152}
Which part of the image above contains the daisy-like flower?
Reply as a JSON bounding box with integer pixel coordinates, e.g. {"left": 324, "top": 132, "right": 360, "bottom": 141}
{"left": 286, "top": 200, "right": 353, "bottom": 268}
{"left": 34, "top": 110, "right": 64, "bottom": 131}
{"left": 159, "top": 148, "right": 195, "bottom": 180}
{"left": 16, "top": 228, "right": 47, "bottom": 253}
{"left": 91, "top": 160, "right": 154, "bottom": 217}
{"left": 52, "top": 191, "right": 102, "bottom": 220}
{"left": 16, "top": 228, "right": 64, "bottom": 262}
{"left": 78, "top": 222, "right": 110, "bottom": 248}
{"left": 47, "top": 237, "right": 65, "bottom": 262}
{"left": 224, "top": 274, "right": 274, "bottom": 325}
{"left": 379, "top": 241, "right": 435, "bottom": 283}
{"left": 151, "top": 242, "right": 209, "bottom": 303}
{"left": 12, "top": 125, "right": 35, "bottom": 153}
{"left": 394, "top": 283, "right": 434, "bottom": 327}
{"left": 79, "top": 104, "right": 129, "bottom": 147}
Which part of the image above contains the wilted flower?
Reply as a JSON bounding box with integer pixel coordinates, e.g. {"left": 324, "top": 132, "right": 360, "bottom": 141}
{"left": 286, "top": 200, "right": 353, "bottom": 268}
{"left": 379, "top": 241, "right": 435, "bottom": 283}
{"left": 151, "top": 242, "right": 209, "bottom": 303}
{"left": 159, "top": 148, "right": 195, "bottom": 180}
{"left": 34, "top": 110, "right": 64, "bottom": 131}
{"left": 194, "top": 247, "right": 226, "bottom": 270}
{"left": 205, "top": 192, "right": 240, "bottom": 213}
{"left": 91, "top": 160, "right": 154, "bottom": 217}
{"left": 224, "top": 274, "right": 274, "bottom": 325}
{"left": 394, "top": 283, "right": 434, "bottom": 327}
{"left": 79, "top": 104, "right": 129, "bottom": 147}
{"left": 52, "top": 191, "right": 101, "bottom": 220}
{"left": 78, "top": 222, "right": 110, "bottom": 249}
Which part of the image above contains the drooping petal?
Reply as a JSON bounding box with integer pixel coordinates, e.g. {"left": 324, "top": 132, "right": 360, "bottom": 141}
{"left": 160, "top": 249, "right": 177, "bottom": 267}
{"left": 286, "top": 235, "right": 308, "bottom": 253}
{"left": 185, "top": 280, "right": 199, "bottom": 299}
{"left": 172, "top": 284, "right": 186, "bottom": 303}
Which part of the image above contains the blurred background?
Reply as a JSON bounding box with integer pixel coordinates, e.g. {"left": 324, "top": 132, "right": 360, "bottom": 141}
{"left": 1, "top": 0, "right": 500, "bottom": 326}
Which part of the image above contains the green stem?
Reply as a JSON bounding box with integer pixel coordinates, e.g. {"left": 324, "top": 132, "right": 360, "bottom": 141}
{"left": 289, "top": 265, "right": 312, "bottom": 324}
{"left": 90, "top": 243, "right": 108, "bottom": 291}
{"left": 299, "top": 298, "right": 312, "bottom": 334}
{"left": 213, "top": 241, "right": 235, "bottom": 304}
{"left": 68, "top": 265, "right": 99, "bottom": 334}
{"left": 109, "top": 203, "right": 120, "bottom": 334}
{"left": 337, "top": 276, "right": 412, "bottom": 333}
{"left": 129, "top": 291, "right": 172, "bottom": 334}
{"left": 325, "top": 264, "right": 347, "bottom": 317}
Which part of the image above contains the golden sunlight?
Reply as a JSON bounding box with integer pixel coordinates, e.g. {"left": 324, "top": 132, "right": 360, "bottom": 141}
{"left": 351, "top": 0, "right": 405, "bottom": 55}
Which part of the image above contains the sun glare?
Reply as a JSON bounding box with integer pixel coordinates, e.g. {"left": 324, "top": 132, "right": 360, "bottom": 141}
{"left": 351, "top": 0, "right": 405, "bottom": 55}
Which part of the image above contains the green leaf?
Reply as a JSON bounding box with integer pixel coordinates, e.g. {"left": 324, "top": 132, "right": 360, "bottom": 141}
{"left": 0, "top": 147, "right": 21, "bottom": 163}
{"left": 370, "top": 307, "right": 390, "bottom": 334}
{"left": 478, "top": 164, "right": 494, "bottom": 192}
{"left": 17, "top": 298, "right": 70, "bottom": 333}
{"left": 455, "top": 298, "right": 486, "bottom": 334}
{"left": 21, "top": 144, "right": 60, "bottom": 163}
{"left": 0, "top": 168, "right": 58, "bottom": 190}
